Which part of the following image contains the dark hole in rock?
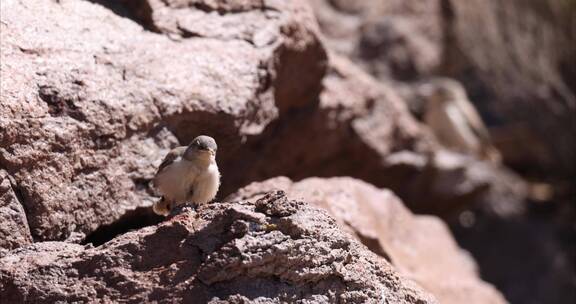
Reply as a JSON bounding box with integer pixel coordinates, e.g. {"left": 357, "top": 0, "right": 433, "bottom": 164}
{"left": 82, "top": 206, "right": 164, "bottom": 247}
{"left": 355, "top": 232, "right": 393, "bottom": 264}
{"left": 89, "top": 0, "right": 160, "bottom": 33}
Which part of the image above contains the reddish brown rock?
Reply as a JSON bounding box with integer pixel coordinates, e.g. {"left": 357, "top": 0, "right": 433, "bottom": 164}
{"left": 310, "top": 0, "right": 575, "bottom": 181}
{"left": 0, "top": 170, "right": 33, "bottom": 253}
{"left": 0, "top": 191, "right": 437, "bottom": 303}
{"left": 0, "top": 0, "right": 523, "bottom": 251}
{"left": 442, "top": 0, "right": 575, "bottom": 178}
{"left": 383, "top": 149, "right": 527, "bottom": 217}
{"left": 0, "top": 0, "right": 326, "bottom": 243}
{"left": 111, "top": 0, "right": 328, "bottom": 115}
{"left": 229, "top": 177, "right": 508, "bottom": 304}
{"left": 309, "top": 0, "right": 444, "bottom": 80}
{"left": 220, "top": 52, "right": 434, "bottom": 195}
{"left": 221, "top": 53, "right": 525, "bottom": 219}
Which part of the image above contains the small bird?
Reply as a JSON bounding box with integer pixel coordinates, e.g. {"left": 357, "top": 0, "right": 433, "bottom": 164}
{"left": 152, "top": 135, "right": 220, "bottom": 216}
{"left": 420, "top": 78, "right": 501, "bottom": 163}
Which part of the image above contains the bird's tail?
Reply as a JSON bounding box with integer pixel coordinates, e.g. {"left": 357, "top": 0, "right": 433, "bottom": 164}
{"left": 153, "top": 196, "right": 171, "bottom": 216}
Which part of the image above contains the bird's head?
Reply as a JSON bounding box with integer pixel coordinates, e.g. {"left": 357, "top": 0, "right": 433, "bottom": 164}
{"left": 184, "top": 135, "right": 217, "bottom": 162}
{"left": 420, "top": 78, "right": 467, "bottom": 108}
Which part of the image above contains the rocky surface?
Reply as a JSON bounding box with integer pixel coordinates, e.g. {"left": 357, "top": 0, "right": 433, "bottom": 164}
{"left": 310, "top": 0, "right": 576, "bottom": 181}
{"left": 0, "top": 0, "right": 525, "bottom": 250}
{"left": 229, "top": 177, "right": 507, "bottom": 304}
{"left": 0, "top": 170, "right": 33, "bottom": 254}
{"left": 442, "top": 0, "right": 575, "bottom": 178}
{"left": 308, "top": 0, "right": 444, "bottom": 81}
{"left": 221, "top": 53, "right": 526, "bottom": 219}
{"left": 220, "top": 52, "right": 434, "bottom": 195}
{"left": 383, "top": 149, "right": 527, "bottom": 217}
{"left": 1, "top": 0, "right": 569, "bottom": 303}
{"left": 0, "top": 0, "right": 326, "bottom": 244}
{"left": 0, "top": 191, "right": 438, "bottom": 304}
{"left": 307, "top": 1, "right": 575, "bottom": 303}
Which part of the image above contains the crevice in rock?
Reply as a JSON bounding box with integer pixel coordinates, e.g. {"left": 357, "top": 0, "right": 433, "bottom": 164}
{"left": 88, "top": 0, "right": 161, "bottom": 33}
{"left": 354, "top": 232, "right": 393, "bottom": 264}
{"left": 81, "top": 206, "right": 164, "bottom": 246}
{"left": 176, "top": 24, "right": 204, "bottom": 39}
{"left": 38, "top": 85, "right": 87, "bottom": 122}
{"left": 88, "top": 0, "right": 278, "bottom": 41}
{"left": 185, "top": 1, "right": 279, "bottom": 16}
{"left": 8, "top": 179, "right": 39, "bottom": 242}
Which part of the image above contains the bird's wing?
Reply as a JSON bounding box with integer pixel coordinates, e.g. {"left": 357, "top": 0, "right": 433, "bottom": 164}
{"left": 156, "top": 146, "right": 187, "bottom": 175}
{"left": 455, "top": 98, "right": 492, "bottom": 143}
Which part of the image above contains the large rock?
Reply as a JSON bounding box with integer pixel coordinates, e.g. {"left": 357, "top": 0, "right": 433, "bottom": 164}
{"left": 442, "top": 0, "right": 575, "bottom": 178}
{"left": 0, "top": 0, "right": 326, "bottom": 244}
{"left": 0, "top": 191, "right": 437, "bottom": 303}
{"left": 108, "top": 0, "right": 328, "bottom": 115}
{"left": 434, "top": 2, "right": 576, "bottom": 303}
{"left": 220, "top": 52, "right": 434, "bottom": 196}
{"left": 308, "top": 0, "right": 444, "bottom": 80}
{"left": 0, "top": 0, "right": 524, "bottom": 251}
{"left": 310, "top": 0, "right": 575, "bottom": 181}
{"left": 221, "top": 53, "right": 525, "bottom": 219}
{"left": 229, "top": 177, "right": 508, "bottom": 304}
{"left": 303, "top": 4, "right": 573, "bottom": 301}
{"left": 382, "top": 149, "right": 527, "bottom": 217}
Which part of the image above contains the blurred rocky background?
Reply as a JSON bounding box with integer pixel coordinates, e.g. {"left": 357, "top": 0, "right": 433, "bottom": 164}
{"left": 0, "top": 0, "right": 574, "bottom": 303}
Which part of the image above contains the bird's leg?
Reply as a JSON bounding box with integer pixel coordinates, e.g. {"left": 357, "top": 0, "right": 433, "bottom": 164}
{"left": 187, "top": 187, "right": 195, "bottom": 202}
{"left": 170, "top": 202, "right": 196, "bottom": 215}
{"left": 187, "top": 187, "right": 198, "bottom": 211}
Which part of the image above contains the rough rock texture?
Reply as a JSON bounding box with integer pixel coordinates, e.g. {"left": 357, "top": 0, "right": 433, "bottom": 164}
{"left": 219, "top": 52, "right": 433, "bottom": 197}
{"left": 0, "top": 191, "right": 438, "bottom": 304}
{"left": 308, "top": 0, "right": 444, "bottom": 80}
{"left": 0, "top": 0, "right": 524, "bottom": 251}
{"left": 229, "top": 177, "right": 507, "bottom": 304}
{"left": 107, "top": 0, "right": 328, "bottom": 115}
{"left": 0, "top": 0, "right": 326, "bottom": 244}
{"left": 0, "top": 170, "right": 33, "bottom": 254}
{"left": 1, "top": 0, "right": 562, "bottom": 303}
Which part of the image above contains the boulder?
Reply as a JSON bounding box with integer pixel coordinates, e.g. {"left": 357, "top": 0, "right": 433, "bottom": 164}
{"left": 221, "top": 54, "right": 526, "bottom": 219}
{"left": 220, "top": 52, "right": 434, "bottom": 196}
{"left": 442, "top": 0, "right": 575, "bottom": 178}
{"left": 308, "top": 0, "right": 444, "bottom": 80}
{"left": 0, "top": 191, "right": 437, "bottom": 303}
{"left": 229, "top": 177, "right": 508, "bottom": 304}
{"left": 0, "top": 0, "right": 326, "bottom": 244}
{"left": 310, "top": 0, "right": 576, "bottom": 180}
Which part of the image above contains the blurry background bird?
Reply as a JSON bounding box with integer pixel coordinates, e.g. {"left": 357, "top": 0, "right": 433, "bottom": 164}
{"left": 418, "top": 78, "right": 502, "bottom": 164}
